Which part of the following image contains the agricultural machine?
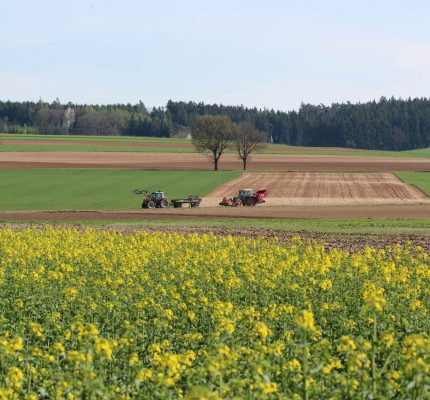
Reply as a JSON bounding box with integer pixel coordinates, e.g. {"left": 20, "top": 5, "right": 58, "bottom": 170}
{"left": 134, "top": 189, "right": 169, "bottom": 208}
{"left": 219, "top": 188, "right": 269, "bottom": 207}
{"left": 171, "top": 196, "right": 202, "bottom": 208}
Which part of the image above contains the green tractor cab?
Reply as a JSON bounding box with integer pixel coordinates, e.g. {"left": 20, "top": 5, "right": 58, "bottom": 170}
{"left": 220, "top": 188, "right": 269, "bottom": 207}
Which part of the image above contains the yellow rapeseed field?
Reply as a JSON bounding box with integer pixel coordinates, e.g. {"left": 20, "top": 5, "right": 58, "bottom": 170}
{"left": 0, "top": 227, "right": 429, "bottom": 399}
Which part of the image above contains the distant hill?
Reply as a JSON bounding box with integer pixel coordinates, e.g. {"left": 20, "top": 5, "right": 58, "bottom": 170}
{"left": 1, "top": 97, "right": 430, "bottom": 151}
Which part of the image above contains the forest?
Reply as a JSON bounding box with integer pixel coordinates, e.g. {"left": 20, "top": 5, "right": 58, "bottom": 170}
{"left": 1, "top": 97, "right": 430, "bottom": 150}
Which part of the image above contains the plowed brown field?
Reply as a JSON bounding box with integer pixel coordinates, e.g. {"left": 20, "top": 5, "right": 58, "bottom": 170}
{"left": 1, "top": 151, "right": 430, "bottom": 171}
{"left": 203, "top": 172, "right": 430, "bottom": 206}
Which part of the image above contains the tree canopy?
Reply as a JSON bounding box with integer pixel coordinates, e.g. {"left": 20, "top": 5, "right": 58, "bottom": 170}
{"left": 234, "top": 121, "right": 267, "bottom": 170}
{"left": 191, "top": 115, "right": 237, "bottom": 171}
{"left": 2, "top": 97, "right": 430, "bottom": 151}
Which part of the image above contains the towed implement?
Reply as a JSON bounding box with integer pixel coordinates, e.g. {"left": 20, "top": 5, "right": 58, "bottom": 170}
{"left": 219, "top": 188, "right": 269, "bottom": 207}
{"left": 171, "top": 196, "right": 202, "bottom": 208}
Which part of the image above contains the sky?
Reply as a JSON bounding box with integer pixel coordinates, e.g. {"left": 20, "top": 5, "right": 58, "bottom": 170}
{"left": 0, "top": 0, "right": 429, "bottom": 111}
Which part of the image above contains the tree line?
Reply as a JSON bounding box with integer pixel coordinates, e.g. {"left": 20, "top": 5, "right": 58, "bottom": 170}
{"left": 1, "top": 97, "right": 430, "bottom": 150}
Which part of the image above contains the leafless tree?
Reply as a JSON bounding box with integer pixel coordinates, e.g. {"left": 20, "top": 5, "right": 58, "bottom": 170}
{"left": 234, "top": 121, "right": 267, "bottom": 170}
{"left": 191, "top": 115, "right": 237, "bottom": 171}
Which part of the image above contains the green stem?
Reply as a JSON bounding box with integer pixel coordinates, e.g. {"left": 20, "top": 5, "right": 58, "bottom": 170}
{"left": 303, "top": 343, "right": 309, "bottom": 400}
{"left": 371, "top": 315, "right": 377, "bottom": 395}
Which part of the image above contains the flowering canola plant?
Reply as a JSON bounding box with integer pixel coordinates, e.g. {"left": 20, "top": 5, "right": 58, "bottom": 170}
{"left": 0, "top": 227, "right": 429, "bottom": 399}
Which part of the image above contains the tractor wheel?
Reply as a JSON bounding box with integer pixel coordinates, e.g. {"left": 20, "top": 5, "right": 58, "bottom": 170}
{"left": 159, "top": 199, "right": 169, "bottom": 208}
{"left": 234, "top": 199, "right": 243, "bottom": 207}
{"left": 147, "top": 200, "right": 155, "bottom": 208}
{"left": 246, "top": 197, "right": 257, "bottom": 207}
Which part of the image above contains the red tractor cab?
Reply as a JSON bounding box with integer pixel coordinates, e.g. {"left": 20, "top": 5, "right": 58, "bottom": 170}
{"left": 135, "top": 190, "right": 169, "bottom": 209}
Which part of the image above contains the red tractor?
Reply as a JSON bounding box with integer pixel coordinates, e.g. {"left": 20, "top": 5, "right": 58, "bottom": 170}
{"left": 219, "top": 188, "right": 269, "bottom": 207}
{"left": 134, "top": 190, "right": 169, "bottom": 208}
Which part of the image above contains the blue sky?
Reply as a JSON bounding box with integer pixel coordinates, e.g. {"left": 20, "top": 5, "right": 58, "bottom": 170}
{"left": 0, "top": 0, "right": 429, "bottom": 110}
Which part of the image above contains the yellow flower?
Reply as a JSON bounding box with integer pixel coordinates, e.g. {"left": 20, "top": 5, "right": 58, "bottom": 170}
{"left": 5, "top": 336, "right": 23, "bottom": 354}
{"left": 409, "top": 300, "right": 422, "bottom": 311}
{"left": 337, "top": 336, "right": 357, "bottom": 353}
{"left": 7, "top": 367, "right": 24, "bottom": 389}
{"left": 129, "top": 352, "right": 139, "bottom": 366}
{"left": 258, "top": 382, "right": 278, "bottom": 394}
{"left": 322, "top": 358, "right": 342, "bottom": 374}
{"left": 362, "top": 282, "right": 386, "bottom": 312}
{"left": 136, "top": 368, "right": 153, "bottom": 382}
{"left": 295, "top": 310, "right": 317, "bottom": 335}
{"left": 94, "top": 338, "right": 113, "bottom": 359}
{"left": 252, "top": 322, "right": 271, "bottom": 341}
{"left": 380, "top": 332, "right": 396, "bottom": 348}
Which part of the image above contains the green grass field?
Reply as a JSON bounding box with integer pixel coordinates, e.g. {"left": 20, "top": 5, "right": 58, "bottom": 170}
{"left": 2, "top": 133, "right": 430, "bottom": 157}
{"left": 0, "top": 144, "right": 192, "bottom": 152}
{"left": 0, "top": 169, "right": 240, "bottom": 211}
{"left": 0, "top": 134, "right": 189, "bottom": 143}
{"left": 396, "top": 172, "right": 430, "bottom": 195}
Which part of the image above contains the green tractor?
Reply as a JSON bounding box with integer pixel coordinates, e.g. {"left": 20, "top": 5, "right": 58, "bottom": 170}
{"left": 134, "top": 189, "right": 169, "bottom": 209}
{"left": 219, "top": 188, "right": 269, "bottom": 207}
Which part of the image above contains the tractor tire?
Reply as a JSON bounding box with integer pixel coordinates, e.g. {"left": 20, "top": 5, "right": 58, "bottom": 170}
{"left": 147, "top": 200, "right": 155, "bottom": 208}
{"left": 246, "top": 197, "right": 257, "bottom": 207}
{"left": 234, "top": 199, "right": 243, "bottom": 207}
{"left": 159, "top": 199, "right": 169, "bottom": 208}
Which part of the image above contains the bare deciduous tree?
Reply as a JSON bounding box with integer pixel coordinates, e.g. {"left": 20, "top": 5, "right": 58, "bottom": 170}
{"left": 191, "top": 115, "right": 237, "bottom": 171}
{"left": 234, "top": 121, "right": 267, "bottom": 170}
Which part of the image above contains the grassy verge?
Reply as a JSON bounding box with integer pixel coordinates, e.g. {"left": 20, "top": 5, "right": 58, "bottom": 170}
{"left": 0, "top": 169, "right": 240, "bottom": 211}
{"left": 396, "top": 172, "right": 430, "bottom": 195}
{"left": 2, "top": 217, "right": 430, "bottom": 235}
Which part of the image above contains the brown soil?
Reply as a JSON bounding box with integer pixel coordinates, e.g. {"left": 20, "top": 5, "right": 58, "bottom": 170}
{"left": 1, "top": 152, "right": 430, "bottom": 171}
{"left": 203, "top": 172, "right": 430, "bottom": 206}
{"left": 1, "top": 224, "right": 429, "bottom": 253}
{"left": 1, "top": 204, "right": 430, "bottom": 221}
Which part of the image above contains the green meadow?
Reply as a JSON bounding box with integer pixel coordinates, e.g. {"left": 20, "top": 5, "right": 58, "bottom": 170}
{"left": 0, "top": 169, "right": 240, "bottom": 211}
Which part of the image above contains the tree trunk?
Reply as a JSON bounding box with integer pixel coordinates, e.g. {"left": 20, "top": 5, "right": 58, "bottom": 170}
{"left": 243, "top": 157, "right": 247, "bottom": 170}
{"left": 214, "top": 156, "right": 219, "bottom": 171}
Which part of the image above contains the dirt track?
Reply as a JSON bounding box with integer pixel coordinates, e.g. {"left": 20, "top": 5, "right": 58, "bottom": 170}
{"left": 203, "top": 172, "right": 430, "bottom": 206}
{"left": 1, "top": 203, "right": 430, "bottom": 221}
{"left": 1, "top": 151, "right": 430, "bottom": 171}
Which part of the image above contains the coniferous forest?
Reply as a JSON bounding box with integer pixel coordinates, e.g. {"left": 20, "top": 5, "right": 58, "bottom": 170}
{"left": 1, "top": 97, "right": 430, "bottom": 150}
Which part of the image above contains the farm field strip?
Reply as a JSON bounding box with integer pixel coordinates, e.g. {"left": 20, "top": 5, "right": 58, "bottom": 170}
{"left": 2, "top": 203, "right": 430, "bottom": 220}
{"left": 0, "top": 134, "right": 189, "bottom": 143}
{"left": 1, "top": 151, "right": 430, "bottom": 171}
{"left": 396, "top": 171, "right": 430, "bottom": 196}
{"left": 0, "top": 227, "right": 429, "bottom": 398}
{"left": 2, "top": 135, "right": 430, "bottom": 157}
{"left": 202, "top": 172, "right": 430, "bottom": 206}
{"left": 0, "top": 169, "right": 240, "bottom": 211}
